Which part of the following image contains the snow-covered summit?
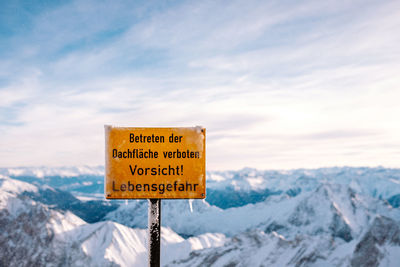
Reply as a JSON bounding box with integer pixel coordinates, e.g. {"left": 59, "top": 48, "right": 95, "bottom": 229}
{"left": 208, "top": 166, "right": 400, "bottom": 197}
{"left": 0, "top": 175, "right": 226, "bottom": 267}
{"left": 1, "top": 166, "right": 400, "bottom": 266}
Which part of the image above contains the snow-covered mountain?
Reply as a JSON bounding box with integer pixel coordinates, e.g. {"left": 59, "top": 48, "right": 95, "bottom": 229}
{"left": 105, "top": 182, "right": 399, "bottom": 240}
{"left": 168, "top": 216, "right": 400, "bottom": 267}
{"left": 0, "top": 175, "right": 226, "bottom": 266}
{"left": 206, "top": 167, "right": 400, "bottom": 208}
{"left": 3, "top": 166, "right": 400, "bottom": 206}
{"left": 1, "top": 166, "right": 400, "bottom": 266}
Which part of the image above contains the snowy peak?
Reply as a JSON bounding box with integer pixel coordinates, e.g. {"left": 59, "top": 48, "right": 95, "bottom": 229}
{"left": 209, "top": 167, "right": 400, "bottom": 197}
{"left": 0, "top": 176, "right": 225, "bottom": 267}
{"left": 0, "top": 174, "right": 117, "bottom": 223}
{"left": 106, "top": 181, "right": 395, "bottom": 242}
{"left": 168, "top": 230, "right": 336, "bottom": 267}
{"left": 2, "top": 167, "right": 400, "bottom": 266}
{"left": 0, "top": 175, "right": 38, "bottom": 195}
{"left": 73, "top": 221, "right": 148, "bottom": 266}
{"left": 258, "top": 182, "right": 393, "bottom": 243}
{"left": 288, "top": 183, "right": 379, "bottom": 240}
{"left": 0, "top": 175, "right": 40, "bottom": 217}
{"left": 0, "top": 190, "right": 88, "bottom": 266}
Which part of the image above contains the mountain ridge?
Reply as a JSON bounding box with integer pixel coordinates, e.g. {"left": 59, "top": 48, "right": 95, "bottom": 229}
{"left": 1, "top": 166, "right": 400, "bottom": 266}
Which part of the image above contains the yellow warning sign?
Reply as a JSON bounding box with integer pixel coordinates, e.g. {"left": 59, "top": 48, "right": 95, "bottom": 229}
{"left": 105, "top": 126, "right": 206, "bottom": 199}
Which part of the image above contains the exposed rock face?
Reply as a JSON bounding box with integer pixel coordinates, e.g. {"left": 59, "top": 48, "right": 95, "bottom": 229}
{"left": 0, "top": 177, "right": 116, "bottom": 266}
{"left": 0, "top": 196, "right": 91, "bottom": 267}
{"left": 167, "top": 230, "right": 335, "bottom": 267}
{"left": 351, "top": 216, "right": 400, "bottom": 267}
{"left": 169, "top": 216, "right": 400, "bottom": 267}
{"left": 0, "top": 177, "right": 227, "bottom": 267}
{"left": 2, "top": 167, "right": 400, "bottom": 267}
{"left": 329, "top": 212, "right": 353, "bottom": 242}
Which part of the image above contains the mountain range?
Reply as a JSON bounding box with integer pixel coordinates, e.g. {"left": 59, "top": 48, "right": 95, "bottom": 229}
{"left": 1, "top": 166, "right": 400, "bottom": 266}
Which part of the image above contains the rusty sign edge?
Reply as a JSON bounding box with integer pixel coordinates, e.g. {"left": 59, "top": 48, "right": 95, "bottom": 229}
{"left": 104, "top": 126, "right": 206, "bottom": 199}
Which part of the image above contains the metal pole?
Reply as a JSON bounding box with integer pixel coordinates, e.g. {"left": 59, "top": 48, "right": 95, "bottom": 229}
{"left": 148, "top": 199, "right": 161, "bottom": 267}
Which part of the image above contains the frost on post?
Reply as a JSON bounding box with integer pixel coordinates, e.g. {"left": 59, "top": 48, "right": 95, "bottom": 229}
{"left": 148, "top": 199, "right": 161, "bottom": 266}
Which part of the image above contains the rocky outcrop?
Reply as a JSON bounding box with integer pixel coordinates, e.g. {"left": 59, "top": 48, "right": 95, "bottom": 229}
{"left": 351, "top": 216, "right": 400, "bottom": 267}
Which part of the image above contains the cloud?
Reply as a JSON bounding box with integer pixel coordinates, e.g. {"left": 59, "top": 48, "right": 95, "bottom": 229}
{"left": 0, "top": 0, "right": 399, "bottom": 169}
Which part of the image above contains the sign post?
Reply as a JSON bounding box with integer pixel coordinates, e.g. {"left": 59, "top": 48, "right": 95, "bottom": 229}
{"left": 105, "top": 126, "right": 206, "bottom": 266}
{"left": 148, "top": 199, "right": 161, "bottom": 267}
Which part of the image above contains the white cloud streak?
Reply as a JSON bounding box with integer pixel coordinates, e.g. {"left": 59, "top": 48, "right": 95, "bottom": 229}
{"left": 0, "top": 0, "right": 399, "bottom": 169}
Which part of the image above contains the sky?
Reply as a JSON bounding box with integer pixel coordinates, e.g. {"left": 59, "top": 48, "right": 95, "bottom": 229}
{"left": 0, "top": 0, "right": 399, "bottom": 170}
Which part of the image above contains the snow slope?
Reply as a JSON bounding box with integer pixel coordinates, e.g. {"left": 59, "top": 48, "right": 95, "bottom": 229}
{"left": 2, "top": 166, "right": 400, "bottom": 266}
{"left": 0, "top": 175, "right": 226, "bottom": 267}
{"left": 105, "top": 183, "right": 399, "bottom": 240}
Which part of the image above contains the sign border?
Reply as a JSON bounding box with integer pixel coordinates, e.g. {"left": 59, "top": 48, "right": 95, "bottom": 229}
{"left": 104, "top": 125, "right": 206, "bottom": 199}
